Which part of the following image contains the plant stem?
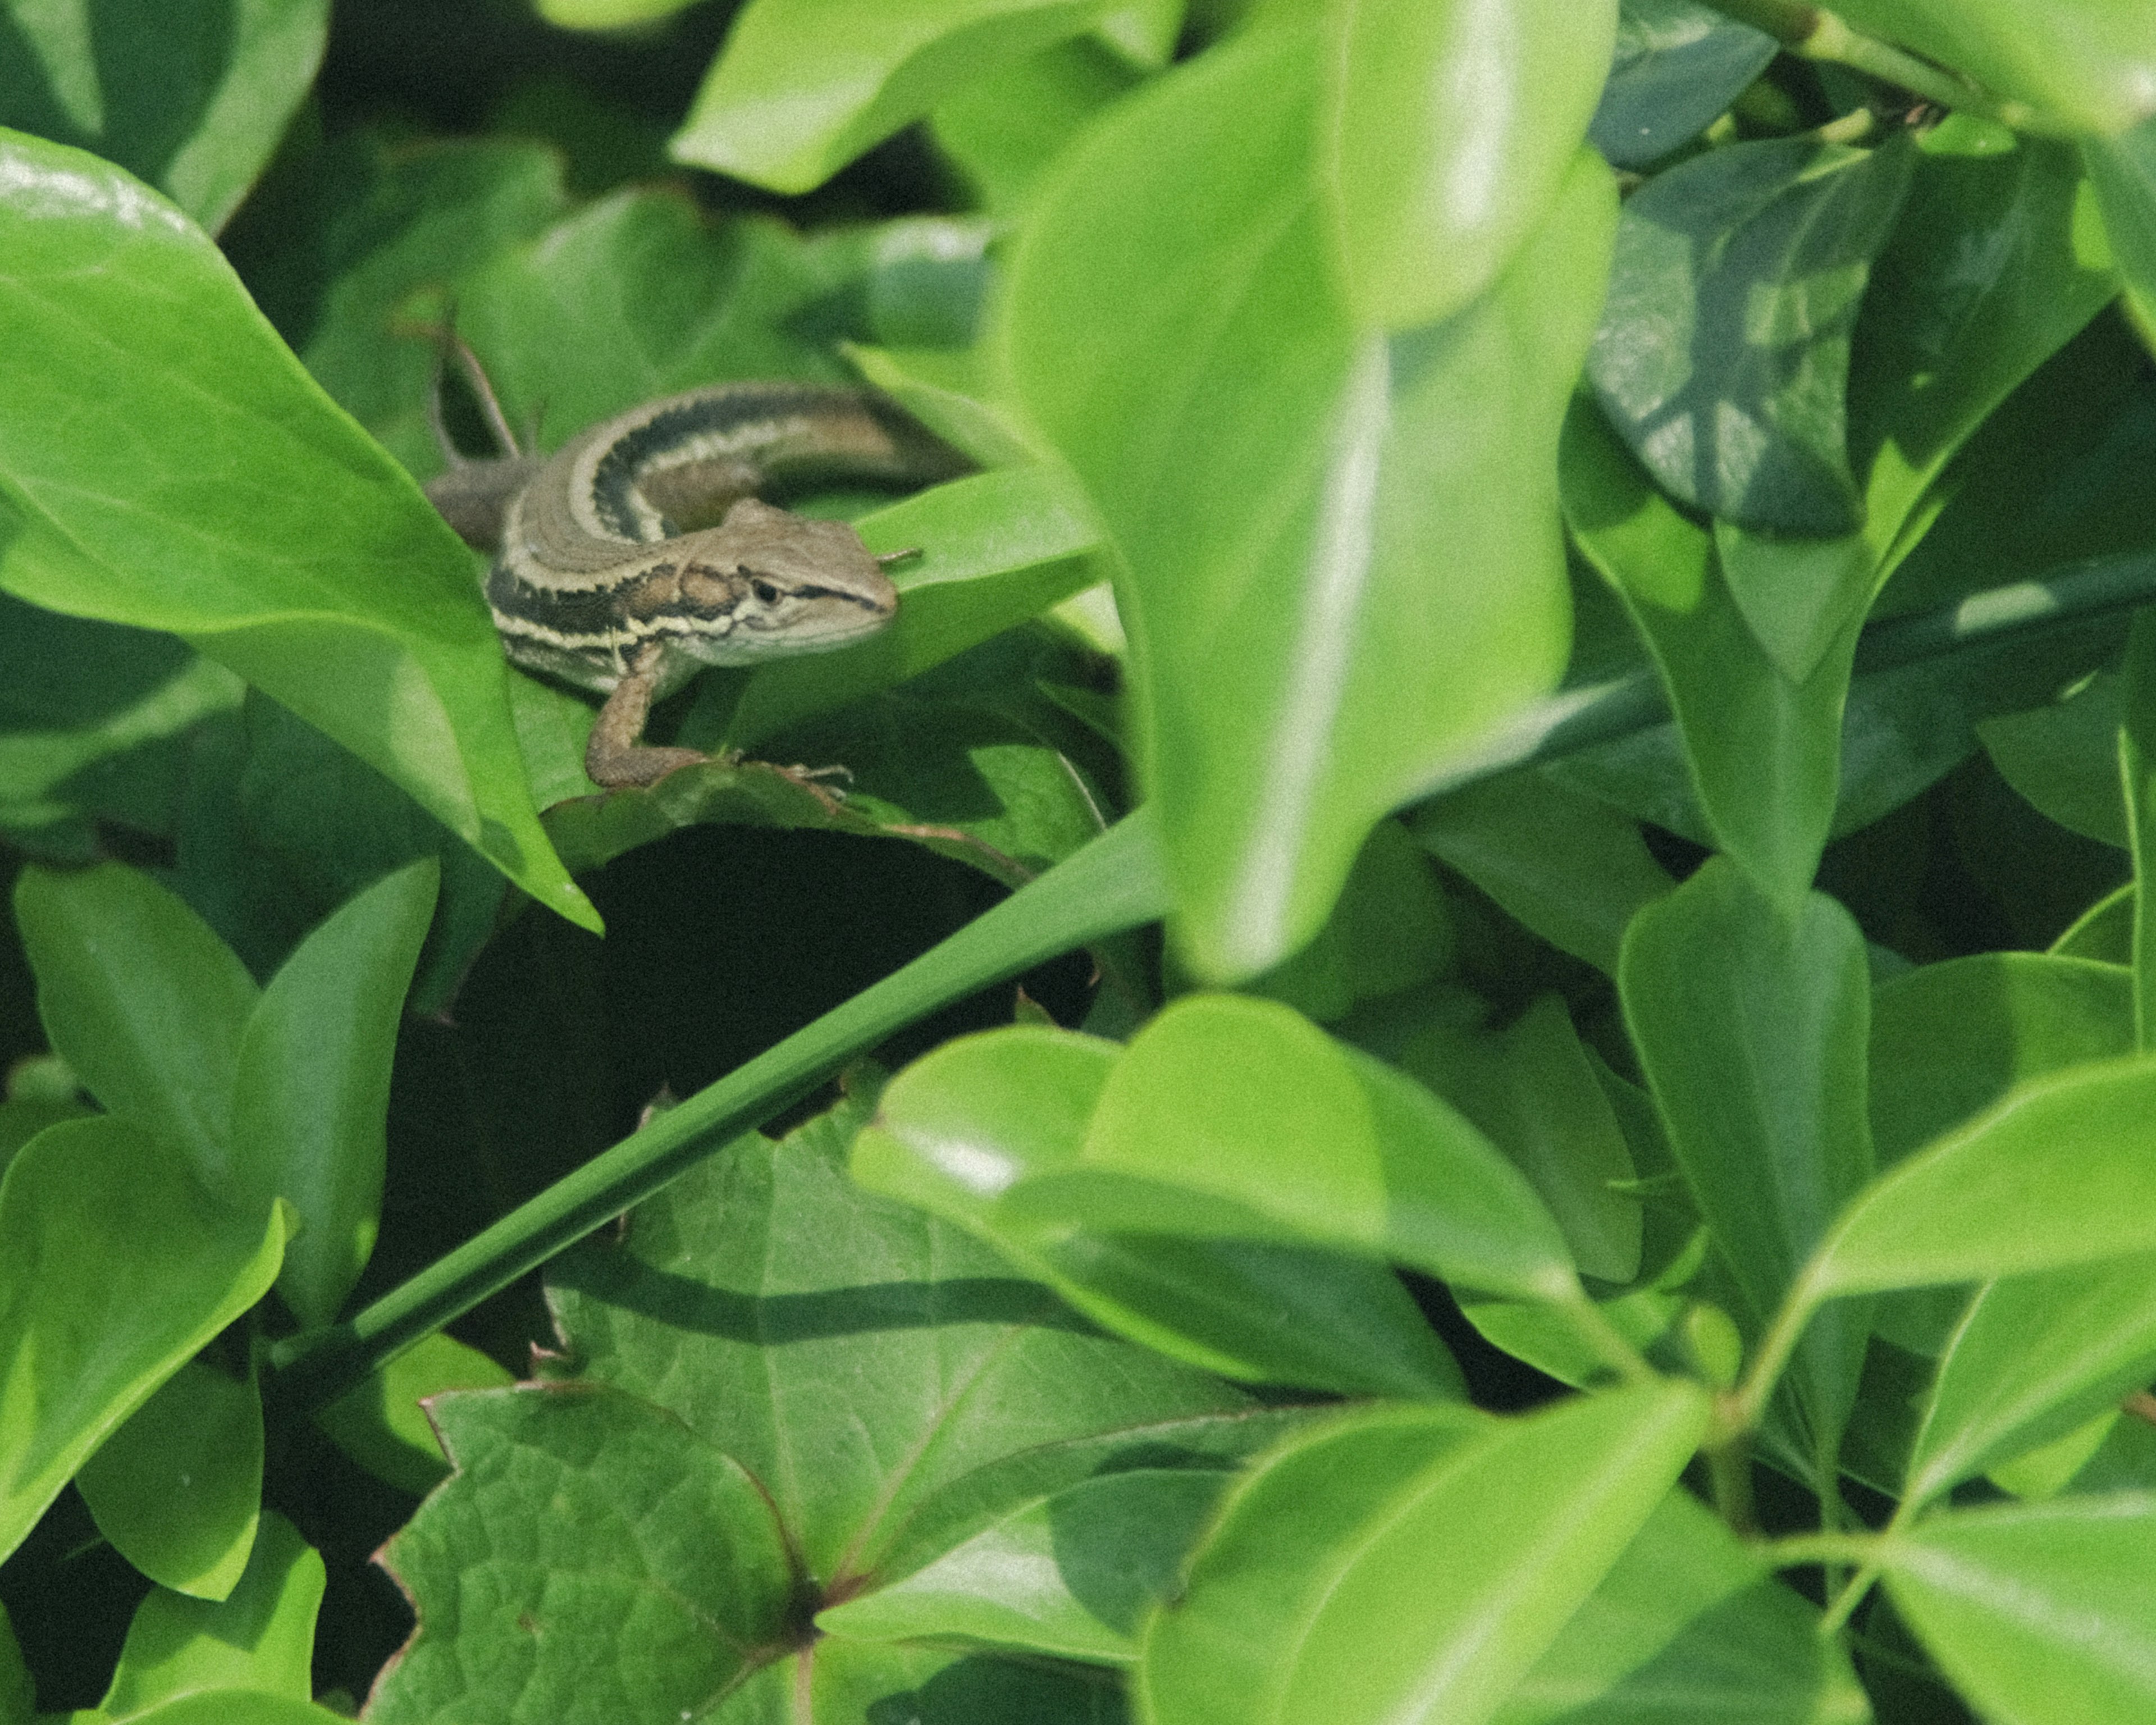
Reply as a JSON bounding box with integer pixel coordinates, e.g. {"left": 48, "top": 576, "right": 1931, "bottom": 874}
{"left": 1706, "top": 0, "right": 2030, "bottom": 127}
{"left": 1706, "top": 1431, "right": 1758, "bottom": 1535}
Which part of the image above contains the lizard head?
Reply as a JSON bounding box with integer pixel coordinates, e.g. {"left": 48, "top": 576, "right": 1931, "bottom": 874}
{"left": 666, "top": 498, "right": 899, "bottom": 664}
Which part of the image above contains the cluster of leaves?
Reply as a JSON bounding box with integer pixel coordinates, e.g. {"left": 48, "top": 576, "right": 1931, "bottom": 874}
{"left": 10, "top": 0, "right": 2156, "bottom": 1721}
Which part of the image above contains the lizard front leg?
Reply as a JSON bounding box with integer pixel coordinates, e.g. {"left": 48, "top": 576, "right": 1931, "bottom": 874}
{"left": 584, "top": 643, "right": 710, "bottom": 788}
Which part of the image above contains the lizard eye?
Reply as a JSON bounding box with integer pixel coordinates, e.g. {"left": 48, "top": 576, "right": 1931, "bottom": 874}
{"left": 746, "top": 572, "right": 781, "bottom": 606}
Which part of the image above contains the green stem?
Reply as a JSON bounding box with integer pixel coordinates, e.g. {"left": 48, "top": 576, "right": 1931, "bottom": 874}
{"left": 1722, "top": 1265, "right": 1829, "bottom": 1439}
{"left": 265, "top": 809, "right": 1170, "bottom": 1413}
{"left": 1706, "top": 1431, "right": 1758, "bottom": 1536}
{"left": 1707, "top": 0, "right": 2030, "bottom": 127}
{"left": 1555, "top": 1285, "right": 1660, "bottom": 1385}
{"left": 1758, "top": 1529, "right": 1877, "bottom": 1568}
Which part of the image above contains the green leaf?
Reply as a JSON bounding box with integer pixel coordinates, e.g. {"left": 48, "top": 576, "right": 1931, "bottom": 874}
{"left": 1006, "top": 19, "right": 1614, "bottom": 979}
{"left": 0, "top": 1116, "right": 284, "bottom": 1566}
{"left": 1880, "top": 1494, "right": 2156, "bottom": 1723}
{"left": 229, "top": 859, "right": 438, "bottom": 1328}
{"left": 0, "top": 130, "right": 596, "bottom": 932}
{"left": 368, "top": 1382, "right": 800, "bottom": 1725}
{"left": 1137, "top": 1383, "right": 1710, "bottom": 1725}
{"left": 820, "top": 1407, "right": 1316, "bottom": 1664}
{"left": 111, "top": 1694, "right": 348, "bottom": 1725}
{"left": 2123, "top": 613, "right": 2156, "bottom": 1049}
{"left": 2086, "top": 117, "right": 2156, "bottom": 340}
{"left": 13, "top": 862, "right": 258, "bottom": 1183}
{"left": 1409, "top": 771, "right": 1673, "bottom": 978}
{"left": 313, "top": 1330, "right": 513, "bottom": 1498}
{"left": 1588, "top": 134, "right": 1915, "bottom": 535}
{"left": 1831, "top": 0, "right": 2156, "bottom": 136}
{"left": 1588, "top": 0, "right": 1776, "bottom": 170}
{"left": 96, "top": 1511, "right": 322, "bottom": 1716}
{"left": 0, "top": 1603, "right": 27, "bottom": 1725}
{"left": 0, "top": 0, "right": 328, "bottom": 232}
{"left": 1048, "top": 993, "right": 1581, "bottom": 1303}
{"left": 1493, "top": 1486, "right": 1865, "bottom": 1724}
{"left": 1561, "top": 399, "right": 1851, "bottom": 906}
{"left": 1322, "top": 0, "right": 1616, "bottom": 328}
{"left": 1869, "top": 952, "right": 2133, "bottom": 1166}
{"left": 1814, "top": 1055, "right": 2156, "bottom": 1296}
{"left": 929, "top": 36, "right": 1142, "bottom": 217}
{"left": 669, "top": 0, "right": 1113, "bottom": 194}
{"left": 75, "top": 1359, "right": 262, "bottom": 1600}
{"left": 818, "top": 1466, "right": 1230, "bottom": 1664}
{"left": 1620, "top": 859, "right": 1872, "bottom": 1463}
{"left": 538, "top": 0, "right": 696, "bottom": 25}
{"left": 1907, "top": 1254, "right": 2156, "bottom": 1507}
{"left": 855, "top": 1024, "right": 1468, "bottom": 1395}
{"left": 1981, "top": 669, "right": 2128, "bottom": 848}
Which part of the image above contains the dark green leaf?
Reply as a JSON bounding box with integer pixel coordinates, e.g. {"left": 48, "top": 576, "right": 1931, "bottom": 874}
{"left": 1981, "top": 669, "right": 2128, "bottom": 847}
{"left": 0, "top": 0, "right": 327, "bottom": 231}
{"left": 2086, "top": 116, "right": 2156, "bottom": 337}
{"left": 1588, "top": 0, "right": 1776, "bottom": 170}
{"left": 1588, "top": 134, "right": 1915, "bottom": 535}
{"left": 313, "top": 1331, "right": 513, "bottom": 1498}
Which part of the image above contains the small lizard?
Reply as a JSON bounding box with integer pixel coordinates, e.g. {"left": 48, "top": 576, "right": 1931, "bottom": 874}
{"left": 423, "top": 341, "right": 963, "bottom": 788}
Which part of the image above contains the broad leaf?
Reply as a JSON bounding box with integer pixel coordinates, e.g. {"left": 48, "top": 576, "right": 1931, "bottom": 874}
{"left": 1620, "top": 859, "right": 1872, "bottom": 1465}
{"left": 1006, "top": 19, "right": 1614, "bottom": 978}
{"left": 1588, "top": 0, "right": 1776, "bottom": 170}
{"left": 13, "top": 862, "right": 257, "bottom": 1183}
{"left": 855, "top": 1024, "right": 1468, "bottom": 1396}
{"left": 313, "top": 1331, "right": 513, "bottom": 1498}
{"left": 1881, "top": 1494, "right": 2156, "bottom": 1723}
{"left": 2086, "top": 117, "right": 2156, "bottom": 340}
{"left": 229, "top": 860, "right": 437, "bottom": 1328}
{"left": 670, "top": 0, "right": 1113, "bottom": 194}
{"left": 1322, "top": 0, "right": 1616, "bottom": 328}
{"left": 0, "top": 130, "right": 595, "bottom": 930}
{"left": 1588, "top": 134, "right": 1915, "bottom": 535}
{"left": 1813, "top": 1055, "right": 2156, "bottom": 1296}
{"left": 0, "top": 0, "right": 327, "bottom": 231}
{"left": 1138, "top": 1383, "right": 1710, "bottom": 1725}
{"left": 0, "top": 1117, "right": 284, "bottom": 1566}
{"left": 75, "top": 1359, "right": 262, "bottom": 1600}
{"left": 96, "top": 1512, "right": 322, "bottom": 1715}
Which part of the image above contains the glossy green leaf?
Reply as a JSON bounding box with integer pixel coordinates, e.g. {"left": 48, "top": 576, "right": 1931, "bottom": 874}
{"left": 97, "top": 1511, "right": 322, "bottom": 1715}
{"left": 670, "top": 0, "right": 1113, "bottom": 194}
{"left": 1053, "top": 993, "right": 1581, "bottom": 1303}
{"left": 1561, "top": 400, "right": 1850, "bottom": 906}
{"left": 2122, "top": 613, "right": 2156, "bottom": 1048}
{"left": 1907, "top": 1253, "right": 2156, "bottom": 1507}
{"left": 13, "top": 862, "right": 257, "bottom": 1183}
{"left": 1814, "top": 1055, "right": 2156, "bottom": 1296}
{"left": 113, "top": 1694, "right": 348, "bottom": 1725}
{"left": 0, "top": 1117, "right": 284, "bottom": 1566}
{"left": 1007, "top": 19, "right": 1613, "bottom": 978}
{"left": 855, "top": 1024, "right": 1468, "bottom": 1395}
{"left": 314, "top": 1330, "right": 513, "bottom": 1498}
{"left": 1409, "top": 770, "right": 1673, "bottom": 978}
{"left": 0, "top": 0, "right": 327, "bottom": 232}
{"left": 0, "top": 130, "right": 595, "bottom": 932}
{"left": 1494, "top": 1486, "right": 1864, "bottom": 1724}
{"left": 1588, "top": 134, "right": 1915, "bottom": 535}
{"left": 1881, "top": 1494, "right": 2156, "bottom": 1724}
{"left": 1869, "top": 952, "right": 2133, "bottom": 1166}
{"left": 1387, "top": 994, "right": 1642, "bottom": 1285}
{"left": 2057, "top": 885, "right": 2137, "bottom": 966}
{"left": 2087, "top": 117, "right": 2156, "bottom": 344}
{"left": 229, "top": 859, "right": 437, "bottom": 1329}
{"left": 1247, "top": 819, "right": 1455, "bottom": 1024}
{"left": 1620, "top": 859, "right": 1872, "bottom": 1461}
{"left": 929, "top": 36, "right": 1142, "bottom": 217}
{"left": 1981, "top": 669, "right": 2128, "bottom": 848}
{"left": 1323, "top": 0, "right": 1616, "bottom": 328}
{"left": 368, "top": 1382, "right": 799, "bottom": 1725}
{"left": 818, "top": 1466, "right": 1227, "bottom": 1663}
{"left": 820, "top": 1406, "right": 1315, "bottom": 1664}
{"left": 75, "top": 1359, "right": 262, "bottom": 1600}
{"left": 1588, "top": 0, "right": 1776, "bottom": 170}
{"left": 1139, "top": 1382, "right": 1710, "bottom": 1725}
{"left": 1832, "top": 0, "right": 2156, "bottom": 136}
